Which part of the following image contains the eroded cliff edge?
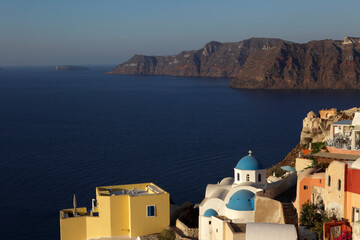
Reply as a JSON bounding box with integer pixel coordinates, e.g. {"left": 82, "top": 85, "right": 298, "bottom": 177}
{"left": 109, "top": 38, "right": 284, "bottom": 78}
{"left": 109, "top": 37, "right": 360, "bottom": 89}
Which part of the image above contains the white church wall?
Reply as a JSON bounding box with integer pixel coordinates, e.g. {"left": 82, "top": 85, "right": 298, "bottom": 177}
{"left": 211, "top": 216, "right": 225, "bottom": 240}
{"left": 199, "top": 198, "right": 223, "bottom": 215}
{"left": 234, "top": 169, "right": 266, "bottom": 185}
{"left": 224, "top": 186, "right": 261, "bottom": 204}
{"left": 199, "top": 215, "right": 212, "bottom": 240}
{"left": 225, "top": 208, "right": 254, "bottom": 223}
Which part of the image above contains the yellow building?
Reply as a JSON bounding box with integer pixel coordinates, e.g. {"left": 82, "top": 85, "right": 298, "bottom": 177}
{"left": 60, "top": 183, "right": 170, "bottom": 240}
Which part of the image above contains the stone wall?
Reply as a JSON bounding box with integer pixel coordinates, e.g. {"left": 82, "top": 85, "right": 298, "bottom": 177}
{"left": 254, "top": 196, "right": 285, "bottom": 224}
{"left": 175, "top": 219, "right": 198, "bottom": 239}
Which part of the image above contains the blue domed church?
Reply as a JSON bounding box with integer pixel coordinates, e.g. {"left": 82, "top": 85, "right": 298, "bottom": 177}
{"left": 198, "top": 150, "right": 297, "bottom": 240}
{"left": 233, "top": 150, "right": 266, "bottom": 185}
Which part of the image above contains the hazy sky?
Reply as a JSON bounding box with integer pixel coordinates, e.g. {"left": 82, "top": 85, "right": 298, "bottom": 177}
{"left": 1, "top": 0, "right": 359, "bottom": 66}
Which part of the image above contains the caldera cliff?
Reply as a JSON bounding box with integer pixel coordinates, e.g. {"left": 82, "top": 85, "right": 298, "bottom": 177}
{"left": 109, "top": 37, "right": 360, "bottom": 89}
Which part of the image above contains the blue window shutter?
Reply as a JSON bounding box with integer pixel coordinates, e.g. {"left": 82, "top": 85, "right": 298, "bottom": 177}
{"left": 147, "top": 206, "right": 155, "bottom": 216}
{"left": 338, "top": 179, "right": 341, "bottom": 191}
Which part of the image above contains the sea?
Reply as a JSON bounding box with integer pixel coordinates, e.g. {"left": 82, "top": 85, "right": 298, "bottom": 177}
{"left": 1, "top": 65, "right": 360, "bottom": 239}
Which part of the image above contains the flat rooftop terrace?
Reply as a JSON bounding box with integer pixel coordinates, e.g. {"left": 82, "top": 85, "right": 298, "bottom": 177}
{"left": 97, "top": 183, "right": 165, "bottom": 197}
{"left": 313, "top": 152, "right": 360, "bottom": 161}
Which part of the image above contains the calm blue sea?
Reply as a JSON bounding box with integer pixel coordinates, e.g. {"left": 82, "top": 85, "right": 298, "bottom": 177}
{"left": 0, "top": 66, "right": 359, "bottom": 239}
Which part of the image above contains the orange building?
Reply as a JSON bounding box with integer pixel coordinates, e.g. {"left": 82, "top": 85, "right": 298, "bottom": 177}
{"left": 294, "top": 168, "right": 325, "bottom": 214}
{"left": 295, "top": 158, "right": 360, "bottom": 225}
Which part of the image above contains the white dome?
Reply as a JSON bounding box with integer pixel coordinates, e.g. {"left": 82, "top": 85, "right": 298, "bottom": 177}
{"left": 219, "top": 177, "right": 234, "bottom": 185}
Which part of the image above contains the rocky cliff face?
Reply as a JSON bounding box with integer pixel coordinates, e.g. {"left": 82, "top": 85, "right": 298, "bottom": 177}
{"left": 231, "top": 38, "right": 360, "bottom": 89}
{"left": 109, "top": 37, "right": 360, "bottom": 89}
{"left": 109, "top": 38, "right": 285, "bottom": 78}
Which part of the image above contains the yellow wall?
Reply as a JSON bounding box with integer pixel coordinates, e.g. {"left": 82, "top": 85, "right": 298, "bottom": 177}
{"left": 110, "top": 195, "right": 131, "bottom": 236}
{"left": 91, "top": 195, "right": 112, "bottom": 237}
{"left": 60, "top": 213, "right": 88, "bottom": 240}
{"left": 324, "top": 161, "right": 346, "bottom": 218}
{"left": 345, "top": 192, "right": 360, "bottom": 224}
{"left": 60, "top": 183, "right": 169, "bottom": 240}
{"left": 295, "top": 158, "right": 313, "bottom": 172}
{"left": 129, "top": 193, "right": 170, "bottom": 237}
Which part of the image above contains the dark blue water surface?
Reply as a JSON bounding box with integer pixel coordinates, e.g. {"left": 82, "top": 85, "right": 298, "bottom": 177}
{"left": 1, "top": 66, "right": 360, "bottom": 239}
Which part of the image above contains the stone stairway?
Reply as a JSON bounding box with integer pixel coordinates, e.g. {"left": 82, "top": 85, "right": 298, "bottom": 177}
{"left": 282, "top": 202, "right": 300, "bottom": 240}
{"left": 282, "top": 202, "right": 298, "bottom": 226}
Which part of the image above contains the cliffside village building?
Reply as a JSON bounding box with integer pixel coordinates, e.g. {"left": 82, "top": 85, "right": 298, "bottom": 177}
{"left": 327, "top": 111, "right": 360, "bottom": 155}
{"left": 60, "top": 183, "right": 169, "bottom": 240}
{"left": 198, "top": 151, "right": 298, "bottom": 240}
{"left": 295, "top": 158, "right": 360, "bottom": 222}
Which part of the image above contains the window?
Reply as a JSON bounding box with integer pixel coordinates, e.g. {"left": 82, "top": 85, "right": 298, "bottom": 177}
{"left": 147, "top": 205, "right": 155, "bottom": 217}
{"left": 237, "top": 173, "right": 240, "bottom": 181}
{"left": 353, "top": 208, "right": 360, "bottom": 222}
{"left": 338, "top": 179, "right": 341, "bottom": 191}
{"left": 209, "top": 221, "right": 211, "bottom": 225}
{"left": 304, "top": 185, "right": 308, "bottom": 190}
{"left": 328, "top": 176, "right": 331, "bottom": 187}
{"left": 246, "top": 174, "right": 250, "bottom": 181}
{"left": 258, "top": 173, "right": 261, "bottom": 182}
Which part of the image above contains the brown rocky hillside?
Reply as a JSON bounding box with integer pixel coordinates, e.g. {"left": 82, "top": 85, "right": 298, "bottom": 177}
{"left": 109, "top": 37, "right": 360, "bottom": 89}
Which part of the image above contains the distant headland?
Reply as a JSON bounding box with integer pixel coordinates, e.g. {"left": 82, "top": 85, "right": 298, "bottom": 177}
{"left": 56, "top": 65, "right": 89, "bottom": 71}
{"left": 108, "top": 36, "right": 360, "bottom": 90}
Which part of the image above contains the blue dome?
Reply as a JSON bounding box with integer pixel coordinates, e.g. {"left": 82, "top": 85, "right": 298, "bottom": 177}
{"left": 235, "top": 154, "right": 262, "bottom": 170}
{"left": 204, "top": 209, "right": 218, "bottom": 217}
{"left": 226, "top": 190, "right": 255, "bottom": 211}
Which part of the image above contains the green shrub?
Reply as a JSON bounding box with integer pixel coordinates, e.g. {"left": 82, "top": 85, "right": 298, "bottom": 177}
{"left": 311, "top": 142, "right": 326, "bottom": 154}
{"left": 300, "top": 200, "right": 331, "bottom": 239}
{"left": 272, "top": 167, "right": 286, "bottom": 177}
{"left": 300, "top": 201, "right": 322, "bottom": 226}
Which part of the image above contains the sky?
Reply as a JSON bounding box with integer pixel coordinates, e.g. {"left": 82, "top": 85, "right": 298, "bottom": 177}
{"left": 1, "top": 0, "right": 359, "bottom": 66}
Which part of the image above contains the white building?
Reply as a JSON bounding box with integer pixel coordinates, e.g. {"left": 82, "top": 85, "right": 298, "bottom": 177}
{"left": 328, "top": 111, "right": 360, "bottom": 152}
{"left": 198, "top": 151, "right": 297, "bottom": 240}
